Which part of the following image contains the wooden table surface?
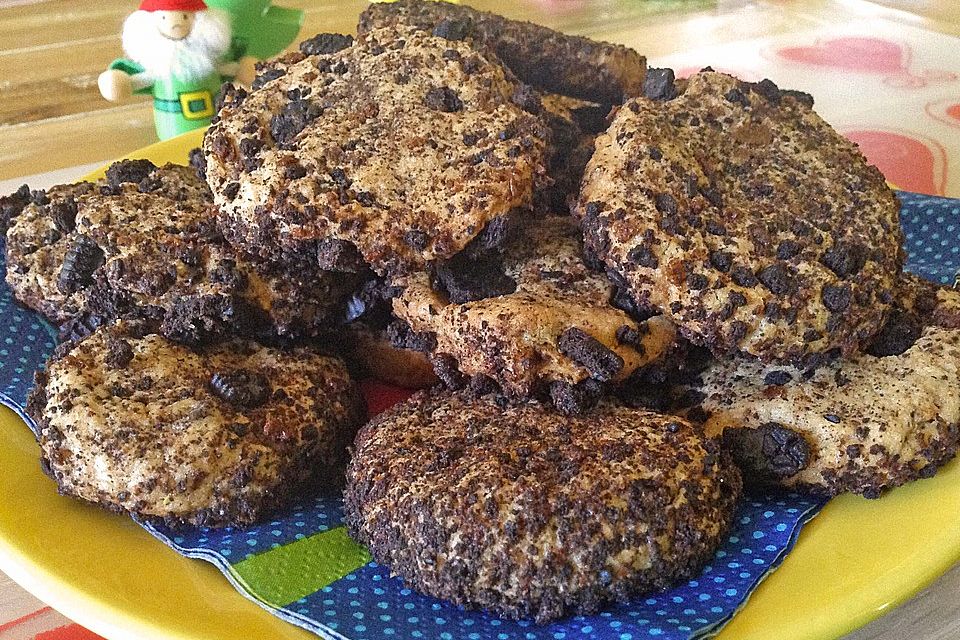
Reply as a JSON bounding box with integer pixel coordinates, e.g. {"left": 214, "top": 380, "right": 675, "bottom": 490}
{"left": 1, "top": 1, "right": 959, "bottom": 639}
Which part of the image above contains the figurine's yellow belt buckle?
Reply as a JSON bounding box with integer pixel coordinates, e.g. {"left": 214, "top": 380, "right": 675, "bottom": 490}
{"left": 178, "top": 91, "right": 214, "bottom": 120}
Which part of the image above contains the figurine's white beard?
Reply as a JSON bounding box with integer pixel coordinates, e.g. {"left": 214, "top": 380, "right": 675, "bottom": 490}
{"left": 122, "top": 9, "right": 232, "bottom": 83}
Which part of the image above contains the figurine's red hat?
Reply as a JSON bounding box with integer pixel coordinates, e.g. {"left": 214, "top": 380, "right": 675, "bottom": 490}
{"left": 139, "top": 0, "right": 207, "bottom": 11}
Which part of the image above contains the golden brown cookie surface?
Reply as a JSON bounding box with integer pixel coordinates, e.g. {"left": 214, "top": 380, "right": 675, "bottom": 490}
{"left": 576, "top": 71, "right": 902, "bottom": 365}
{"left": 344, "top": 389, "right": 741, "bottom": 623}
{"left": 205, "top": 26, "right": 548, "bottom": 277}
{"left": 29, "top": 322, "right": 365, "bottom": 527}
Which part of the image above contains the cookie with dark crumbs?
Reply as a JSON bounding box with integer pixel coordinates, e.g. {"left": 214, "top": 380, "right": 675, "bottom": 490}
{"left": 392, "top": 217, "right": 677, "bottom": 411}
{"left": 204, "top": 26, "right": 548, "bottom": 277}
{"left": 683, "top": 320, "right": 960, "bottom": 498}
{"left": 344, "top": 389, "right": 741, "bottom": 623}
{"left": 29, "top": 321, "right": 365, "bottom": 527}
{"left": 895, "top": 272, "right": 960, "bottom": 329}
{"left": 575, "top": 71, "right": 902, "bottom": 364}
{"left": 5, "top": 164, "right": 360, "bottom": 344}
{"left": 357, "top": 0, "right": 646, "bottom": 103}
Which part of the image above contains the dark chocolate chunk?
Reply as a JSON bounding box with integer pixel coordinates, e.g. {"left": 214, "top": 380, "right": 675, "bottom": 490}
{"left": 424, "top": 86, "right": 463, "bottom": 112}
{"left": 57, "top": 235, "right": 104, "bottom": 295}
{"left": 432, "top": 254, "right": 516, "bottom": 304}
{"left": 299, "top": 33, "right": 353, "bottom": 56}
{"left": 866, "top": 309, "right": 921, "bottom": 357}
{"left": 556, "top": 327, "right": 624, "bottom": 382}
{"left": 105, "top": 159, "right": 156, "bottom": 189}
{"left": 210, "top": 370, "right": 271, "bottom": 408}
{"left": 643, "top": 68, "right": 677, "bottom": 101}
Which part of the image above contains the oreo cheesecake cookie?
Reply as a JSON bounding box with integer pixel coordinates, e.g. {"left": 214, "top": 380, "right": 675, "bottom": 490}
{"left": 345, "top": 389, "right": 741, "bottom": 622}
{"left": 29, "top": 321, "right": 365, "bottom": 527}
{"left": 576, "top": 71, "right": 902, "bottom": 365}
{"left": 358, "top": 0, "right": 646, "bottom": 104}
{"left": 204, "top": 26, "right": 549, "bottom": 277}
{"left": 392, "top": 217, "right": 677, "bottom": 413}
{"left": 5, "top": 161, "right": 359, "bottom": 344}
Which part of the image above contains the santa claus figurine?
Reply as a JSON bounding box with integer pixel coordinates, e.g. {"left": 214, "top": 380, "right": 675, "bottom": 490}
{"left": 98, "top": 0, "right": 257, "bottom": 139}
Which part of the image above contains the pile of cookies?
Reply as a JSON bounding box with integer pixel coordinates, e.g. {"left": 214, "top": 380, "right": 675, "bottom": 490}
{"left": 5, "top": 0, "right": 960, "bottom": 625}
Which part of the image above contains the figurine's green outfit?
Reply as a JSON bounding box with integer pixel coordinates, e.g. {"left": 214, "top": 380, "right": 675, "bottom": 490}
{"left": 110, "top": 1, "right": 304, "bottom": 140}
{"left": 110, "top": 59, "right": 224, "bottom": 140}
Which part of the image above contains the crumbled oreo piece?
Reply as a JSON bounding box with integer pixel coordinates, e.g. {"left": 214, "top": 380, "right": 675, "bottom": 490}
{"left": 424, "top": 86, "right": 464, "bottom": 112}
{"left": 432, "top": 254, "right": 517, "bottom": 304}
{"left": 549, "top": 378, "right": 603, "bottom": 415}
{"left": 105, "top": 159, "right": 157, "bottom": 189}
{"left": 57, "top": 235, "right": 105, "bottom": 295}
{"left": 299, "top": 33, "right": 354, "bottom": 56}
{"left": 317, "top": 239, "right": 367, "bottom": 273}
{"left": 866, "top": 309, "right": 922, "bottom": 357}
{"left": 643, "top": 68, "right": 677, "bottom": 101}
{"left": 723, "top": 422, "right": 811, "bottom": 479}
{"left": 557, "top": 327, "right": 625, "bottom": 382}
{"left": 270, "top": 99, "right": 323, "bottom": 146}
{"left": 210, "top": 369, "right": 271, "bottom": 408}
{"left": 432, "top": 17, "right": 472, "bottom": 41}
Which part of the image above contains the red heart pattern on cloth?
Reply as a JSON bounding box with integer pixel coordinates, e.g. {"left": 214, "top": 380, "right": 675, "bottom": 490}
{"left": 778, "top": 36, "right": 956, "bottom": 88}
{"left": 844, "top": 128, "right": 947, "bottom": 196}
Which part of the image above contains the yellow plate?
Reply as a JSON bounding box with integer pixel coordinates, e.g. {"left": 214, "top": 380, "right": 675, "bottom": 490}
{"left": 0, "top": 130, "right": 958, "bottom": 640}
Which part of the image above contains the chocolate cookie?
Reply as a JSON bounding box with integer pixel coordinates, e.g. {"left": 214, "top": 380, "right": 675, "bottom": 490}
{"left": 576, "top": 71, "right": 902, "bottom": 364}
{"left": 392, "top": 217, "right": 677, "bottom": 413}
{"left": 29, "top": 321, "right": 365, "bottom": 527}
{"left": 686, "top": 320, "right": 960, "bottom": 497}
{"left": 204, "top": 26, "right": 549, "bottom": 277}
{"left": 344, "top": 389, "right": 741, "bottom": 623}
{"left": 357, "top": 0, "right": 646, "bottom": 103}
{"left": 5, "top": 162, "right": 359, "bottom": 344}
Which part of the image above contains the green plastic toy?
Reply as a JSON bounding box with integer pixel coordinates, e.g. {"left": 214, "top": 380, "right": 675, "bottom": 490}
{"left": 206, "top": 0, "right": 304, "bottom": 60}
{"left": 99, "top": 0, "right": 304, "bottom": 140}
